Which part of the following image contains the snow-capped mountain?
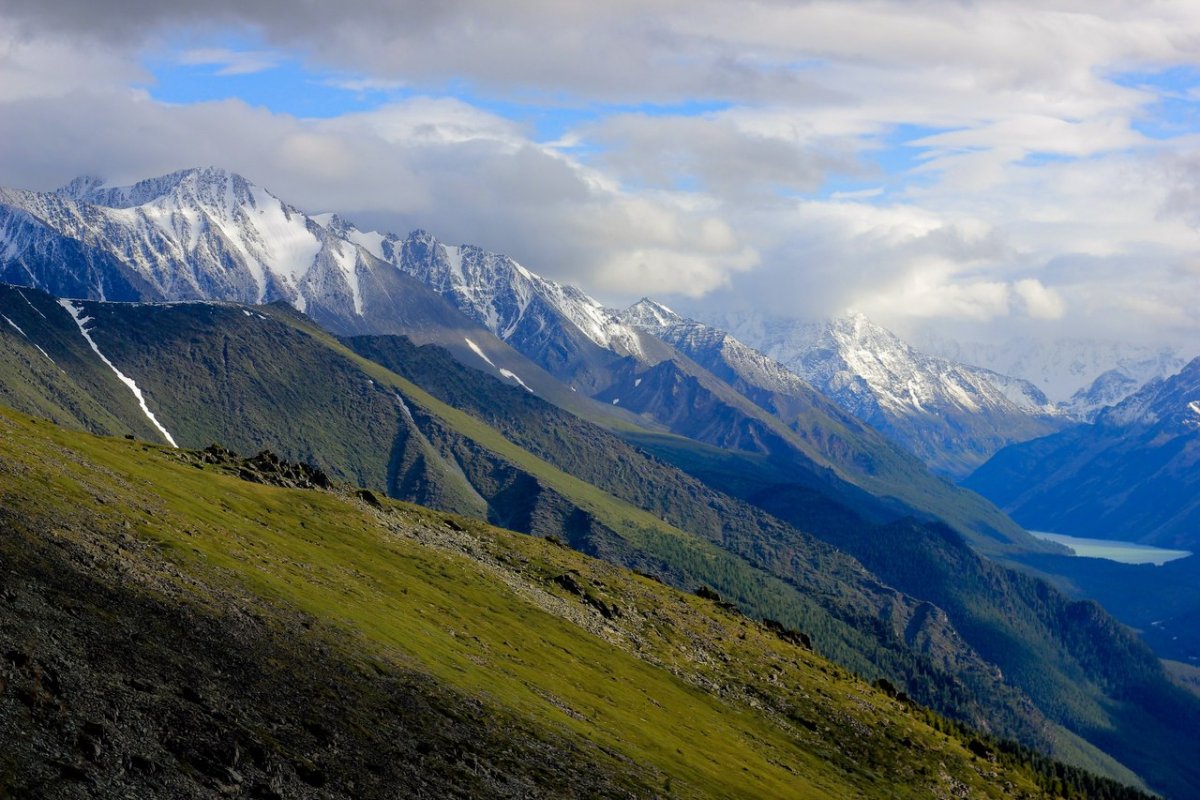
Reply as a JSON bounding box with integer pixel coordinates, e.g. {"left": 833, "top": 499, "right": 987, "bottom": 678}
{"left": 0, "top": 168, "right": 601, "bottom": 403}
{"left": 915, "top": 332, "right": 1186, "bottom": 405}
{"left": 340, "top": 227, "right": 669, "bottom": 394}
{"left": 965, "top": 356, "right": 1200, "bottom": 548}
{"left": 1059, "top": 369, "right": 1145, "bottom": 422}
{"left": 1096, "top": 358, "right": 1200, "bottom": 430}
{"left": 707, "top": 311, "right": 1066, "bottom": 478}
{"left": 1, "top": 167, "right": 369, "bottom": 315}
{"left": 621, "top": 298, "right": 826, "bottom": 401}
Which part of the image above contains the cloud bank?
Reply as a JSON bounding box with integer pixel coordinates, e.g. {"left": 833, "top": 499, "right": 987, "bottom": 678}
{"left": 1, "top": 0, "right": 1199, "bottom": 349}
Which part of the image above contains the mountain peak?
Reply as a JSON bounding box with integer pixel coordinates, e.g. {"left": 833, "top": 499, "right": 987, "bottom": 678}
{"left": 621, "top": 298, "right": 683, "bottom": 329}
{"left": 830, "top": 311, "right": 895, "bottom": 339}
{"left": 63, "top": 166, "right": 259, "bottom": 210}
{"left": 406, "top": 228, "right": 439, "bottom": 245}
{"left": 1099, "top": 354, "right": 1200, "bottom": 428}
{"left": 54, "top": 175, "right": 106, "bottom": 201}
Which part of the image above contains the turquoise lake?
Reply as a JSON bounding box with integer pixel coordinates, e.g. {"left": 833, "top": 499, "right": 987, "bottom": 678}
{"left": 1030, "top": 531, "right": 1192, "bottom": 566}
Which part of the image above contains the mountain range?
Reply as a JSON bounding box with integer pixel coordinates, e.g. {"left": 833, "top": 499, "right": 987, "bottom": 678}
{"left": 2, "top": 167, "right": 1200, "bottom": 796}
{"left": 2, "top": 279, "right": 1192, "bottom": 792}
{"left": 916, "top": 331, "right": 1188, "bottom": 405}
{"left": 965, "top": 355, "right": 1200, "bottom": 550}
{"left": 0, "top": 166, "right": 1046, "bottom": 553}
{"left": 708, "top": 311, "right": 1068, "bottom": 478}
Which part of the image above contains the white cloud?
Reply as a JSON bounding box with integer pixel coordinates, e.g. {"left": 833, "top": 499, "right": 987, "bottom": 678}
{"left": 177, "top": 47, "right": 280, "bottom": 76}
{"left": 1014, "top": 278, "right": 1067, "bottom": 320}
{"left": 319, "top": 76, "right": 405, "bottom": 93}
{"left": 0, "top": 29, "right": 146, "bottom": 102}
{"left": 582, "top": 109, "right": 864, "bottom": 200}
{"left": 1, "top": 2, "right": 1200, "bottom": 351}
{"left": 321, "top": 98, "right": 526, "bottom": 146}
{"left": 0, "top": 83, "right": 757, "bottom": 300}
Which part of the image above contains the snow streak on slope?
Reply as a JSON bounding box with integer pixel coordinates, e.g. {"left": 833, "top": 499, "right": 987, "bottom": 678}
{"left": 499, "top": 368, "right": 533, "bottom": 392}
{"left": 16, "top": 288, "right": 47, "bottom": 319}
{"left": 393, "top": 391, "right": 414, "bottom": 421}
{"left": 464, "top": 337, "right": 497, "bottom": 368}
{"left": 31, "top": 342, "right": 56, "bottom": 365}
{"left": 2, "top": 313, "right": 25, "bottom": 337}
{"left": 0, "top": 312, "right": 55, "bottom": 365}
{"left": 58, "top": 300, "right": 178, "bottom": 447}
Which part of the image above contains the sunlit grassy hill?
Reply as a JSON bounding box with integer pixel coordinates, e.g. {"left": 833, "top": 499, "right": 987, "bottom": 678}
{"left": 0, "top": 409, "right": 1153, "bottom": 799}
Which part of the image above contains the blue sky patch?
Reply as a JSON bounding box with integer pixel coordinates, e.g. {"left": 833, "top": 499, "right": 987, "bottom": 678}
{"left": 140, "top": 36, "right": 410, "bottom": 118}
{"left": 1109, "top": 66, "right": 1200, "bottom": 140}
{"left": 140, "top": 34, "right": 733, "bottom": 143}
{"left": 811, "top": 123, "right": 947, "bottom": 201}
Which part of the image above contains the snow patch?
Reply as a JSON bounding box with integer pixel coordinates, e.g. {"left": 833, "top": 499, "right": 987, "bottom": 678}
{"left": 2, "top": 313, "right": 26, "bottom": 337}
{"left": 443, "top": 244, "right": 464, "bottom": 281}
{"left": 634, "top": 378, "right": 642, "bottom": 387}
{"left": 612, "top": 398, "right": 620, "bottom": 405}
{"left": 346, "top": 227, "right": 386, "bottom": 256}
{"left": 330, "top": 240, "right": 363, "bottom": 315}
{"left": 464, "top": 337, "right": 496, "bottom": 368}
{"left": 16, "top": 289, "right": 47, "bottom": 319}
{"left": 0, "top": 313, "right": 52, "bottom": 364}
{"left": 395, "top": 392, "right": 414, "bottom": 421}
{"left": 1189, "top": 400, "right": 1200, "bottom": 418}
{"left": 244, "top": 185, "right": 323, "bottom": 284}
{"left": 32, "top": 344, "right": 56, "bottom": 366}
{"left": 510, "top": 259, "right": 534, "bottom": 281}
{"left": 499, "top": 368, "right": 533, "bottom": 392}
{"left": 58, "top": 300, "right": 178, "bottom": 448}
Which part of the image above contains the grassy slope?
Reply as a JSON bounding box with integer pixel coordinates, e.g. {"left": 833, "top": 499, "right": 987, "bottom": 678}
{"left": 0, "top": 284, "right": 158, "bottom": 440}
{"left": 0, "top": 292, "right": 1168, "bottom": 792}
{"left": 344, "top": 334, "right": 1191, "bottom": 792}
{"left": 5, "top": 296, "right": 967, "bottom": 689}
{"left": 0, "top": 407, "right": 1152, "bottom": 799}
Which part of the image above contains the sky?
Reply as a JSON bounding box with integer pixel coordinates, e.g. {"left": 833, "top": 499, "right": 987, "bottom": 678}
{"left": 2, "top": 0, "right": 1200, "bottom": 353}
